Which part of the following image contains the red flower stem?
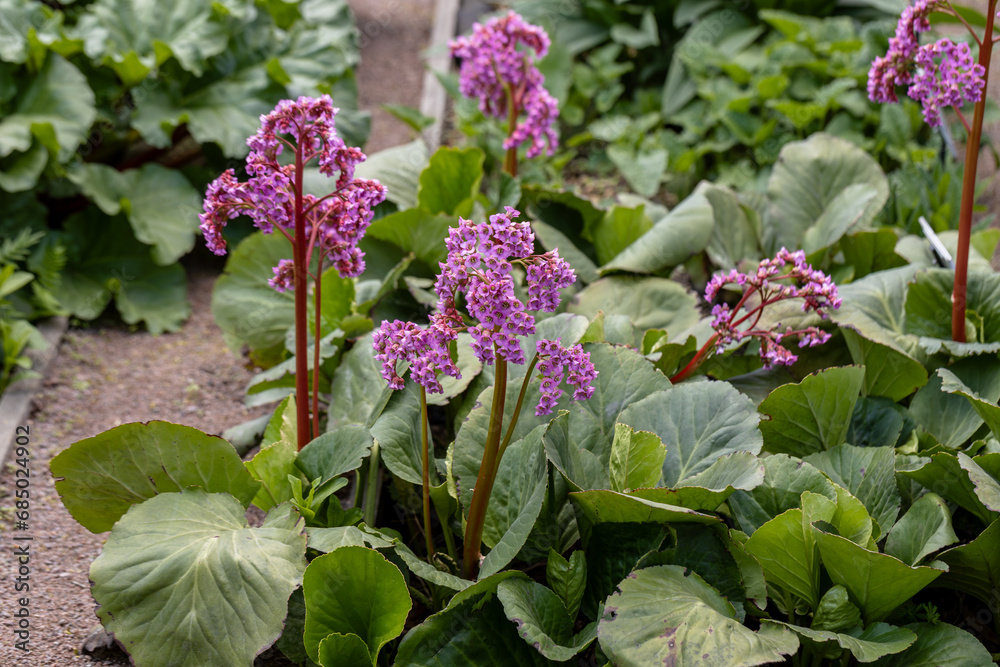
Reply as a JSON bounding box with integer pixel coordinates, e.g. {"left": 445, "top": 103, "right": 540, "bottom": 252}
{"left": 312, "top": 253, "right": 324, "bottom": 441}
{"left": 420, "top": 387, "right": 435, "bottom": 559}
{"left": 503, "top": 82, "right": 519, "bottom": 177}
{"left": 670, "top": 333, "right": 719, "bottom": 384}
{"left": 944, "top": 1, "right": 983, "bottom": 47}
{"left": 293, "top": 134, "right": 311, "bottom": 450}
{"left": 953, "top": 1, "right": 996, "bottom": 343}
{"left": 497, "top": 354, "right": 539, "bottom": 461}
{"left": 462, "top": 353, "right": 508, "bottom": 579}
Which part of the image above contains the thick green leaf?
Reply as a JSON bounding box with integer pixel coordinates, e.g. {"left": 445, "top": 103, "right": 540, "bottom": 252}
{"left": 607, "top": 144, "right": 667, "bottom": 198}
{"left": 745, "top": 508, "right": 823, "bottom": 609}
{"left": 306, "top": 525, "right": 395, "bottom": 553}
{"left": 841, "top": 328, "right": 927, "bottom": 402}
{"left": 0, "top": 54, "right": 96, "bottom": 160}
{"left": 847, "top": 396, "right": 910, "bottom": 448}
{"left": 811, "top": 528, "right": 946, "bottom": 623}
{"left": 609, "top": 423, "right": 665, "bottom": 493}
{"left": 246, "top": 439, "right": 297, "bottom": 512}
{"left": 531, "top": 220, "right": 600, "bottom": 284}
{"left": 497, "top": 578, "right": 597, "bottom": 661}
{"left": 884, "top": 493, "right": 957, "bottom": 566}
{"left": 763, "top": 134, "right": 889, "bottom": 255}
{"left": 51, "top": 420, "right": 259, "bottom": 533}
{"left": 766, "top": 621, "right": 915, "bottom": 662}
{"left": 297, "top": 425, "right": 373, "bottom": 485}
{"left": 840, "top": 229, "right": 908, "bottom": 280}
{"left": 54, "top": 211, "right": 190, "bottom": 333}
{"left": 133, "top": 67, "right": 280, "bottom": 156}
{"left": 212, "top": 231, "right": 294, "bottom": 352}
{"left": 937, "top": 517, "right": 1000, "bottom": 610}
{"left": 302, "top": 546, "right": 411, "bottom": 665}
{"left": 703, "top": 183, "right": 761, "bottom": 270}
{"left": 587, "top": 205, "right": 653, "bottom": 266}
{"left": 582, "top": 522, "right": 668, "bottom": 618}
{"left": 829, "top": 266, "right": 922, "bottom": 358}
{"left": 459, "top": 344, "right": 671, "bottom": 507}
{"left": 619, "top": 381, "right": 762, "bottom": 488}
{"left": 759, "top": 366, "right": 865, "bottom": 457}
{"left": 417, "top": 146, "right": 484, "bottom": 215}
{"left": 940, "top": 367, "right": 1000, "bottom": 440}
{"left": 369, "top": 383, "right": 424, "bottom": 486}
{"left": 0, "top": 141, "right": 48, "bottom": 192}
{"left": 546, "top": 548, "right": 587, "bottom": 619}
{"left": 395, "top": 592, "right": 550, "bottom": 666}
{"left": 365, "top": 207, "right": 455, "bottom": 268}
{"left": 870, "top": 622, "right": 993, "bottom": 667}
{"left": 598, "top": 565, "right": 799, "bottom": 667}
{"left": 659, "top": 451, "right": 765, "bottom": 511}
{"left": 569, "top": 276, "right": 701, "bottom": 333}
{"left": 91, "top": 492, "right": 306, "bottom": 667}
{"left": 543, "top": 411, "right": 611, "bottom": 492}
{"left": 317, "top": 633, "right": 370, "bottom": 667}
{"left": 352, "top": 140, "right": 427, "bottom": 209}
{"left": 73, "top": 0, "right": 228, "bottom": 82}
{"left": 327, "top": 333, "right": 385, "bottom": 430}
{"left": 811, "top": 585, "right": 861, "bottom": 633}
{"left": 601, "top": 189, "right": 714, "bottom": 274}
{"left": 959, "top": 452, "right": 1000, "bottom": 514}
{"left": 899, "top": 453, "right": 998, "bottom": 525}
{"left": 68, "top": 162, "right": 202, "bottom": 265}
{"left": 905, "top": 269, "right": 1000, "bottom": 356}
{"left": 569, "top": 490, "right": 721, "bottom": 527}
{"left": 263, "top": 395, "right": 297, "bottom": 448}
{"left": 805, "top": 444, "right": 900, "bottom": 536}
{"left": 480, "top": 426, "right": 549, "bottom": 579}
{"left": 728, "top": 454, "right": 837, "bottom": 535}
{"left": 801, "top": 487, "right": 875, "bottom": 549}
{"left": 909, "top": 358, "right": 1000, "bottom": 449}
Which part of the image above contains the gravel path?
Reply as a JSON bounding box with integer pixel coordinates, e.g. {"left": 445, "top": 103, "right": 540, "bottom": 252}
{"left": 0, "top": 1, "right": 434, "bottom": 664}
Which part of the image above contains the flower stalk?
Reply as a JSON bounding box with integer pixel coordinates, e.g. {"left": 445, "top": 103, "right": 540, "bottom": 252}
{"left": 953, "top": 1, "right": 997, "bottom": 342}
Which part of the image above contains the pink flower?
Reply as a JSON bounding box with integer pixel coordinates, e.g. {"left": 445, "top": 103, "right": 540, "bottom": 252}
{"left": 200, "top": 95, "right": 387, "bottom": 280}
{"left": 449, "top": 12, "right": 559, "bottom": 157}
{"left": 867, "top": 1, "right": 985, "bottom": 127}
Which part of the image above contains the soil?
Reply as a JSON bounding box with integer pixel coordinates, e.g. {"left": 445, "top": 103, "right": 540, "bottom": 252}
{"left": 0, "top": 1, "right": 435, "bottom": 664}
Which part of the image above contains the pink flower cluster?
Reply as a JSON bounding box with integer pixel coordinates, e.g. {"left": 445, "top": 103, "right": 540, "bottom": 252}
{"left": 449, "top": 11, "right": 559, "bottom": 158}
{"left": 373, "top": 207, "right": 596, "bottom": 415}
{"left": 705, "top": 249, "right": 841, "bottom": 368}
{"left": 200, "top": 96, "right": 387, "bottom": 286}
{"left": 867, "top": 0, "right": 985, "bottom": 127}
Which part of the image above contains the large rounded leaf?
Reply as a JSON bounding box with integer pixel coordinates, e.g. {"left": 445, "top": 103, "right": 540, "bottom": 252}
{"left": 766, "top": 621, "right": 915, "bottom": 663}
{"left": 728, "top": 454, "right": 837, "bottom": 535}
{"left": 569, "top": 276, "right": 701, "bottom": 333}
{"left": 302, "top": 546, "right": 411, "bottom": 665}
{"left": 812, "top": 528, "right": 946, "bottom": 623}
{"left": 90, "top": 491, "right": 307, "bottom": 667}
{"left": 598, "top": 565, "right": 799, "bottom": 666}
{"left": 619, "top": 381, "right": 763, "bottom": 488}
{"left": 0, "top": 54, "right": 96, "bottom": 160}
{"left": 396, "top": 593, "right": 550, "bottom": 666}
{"left": 804, "top": 444, "right": 901, "bottom": 536}
{"left": 496, "top": 578, "right": 597, "bottom": 661}
{"left": 600, "top": 188, "right": 714, "bottom": 274}
{"left": 904, "top": 268, "right": 1000, "bottom": 357}
{"left": 51, "top": 420, "right": 260, "bottom": 533}
{"left": 480, "top": 426, "right": 549, "bottom": 579}
{"left": 758, "top": 366, "right": 865, "bottom": 457}
{"left": 763, "top": 133, "right": 889, "bottom": 254}
{"left": 870, "top": 623, "right": 993, "bottom": 667}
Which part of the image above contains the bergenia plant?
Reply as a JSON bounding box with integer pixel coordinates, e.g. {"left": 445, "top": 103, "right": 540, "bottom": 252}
{"left": 373, "top": 207, "right": 596, "bottom": 579}
{"left": 868, "top": 0, "right": 993, "bottom": 342}
{"left": 671, "top": 249, "right": 841, "bottom": 383}
{"left": 449, "top": 11, "right": 559, "bottom": 176}
{"left": 200, "top": 95, "right": 387, "bottom": 450}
